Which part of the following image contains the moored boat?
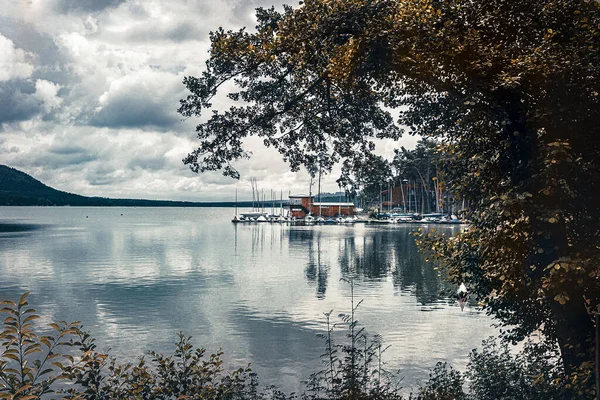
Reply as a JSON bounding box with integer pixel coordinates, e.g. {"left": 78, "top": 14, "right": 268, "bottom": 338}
{"left": 240, "top": 211, "right": 269, "bottom": 220}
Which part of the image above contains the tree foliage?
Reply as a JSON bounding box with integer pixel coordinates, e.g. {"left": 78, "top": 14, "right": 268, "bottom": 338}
{"left": 391, "top": 139, "right": 447, "bottom": 214}
{"left": 339, "top": 153, "right": 392, "bottom": 207}
{"left": 179, "top": 0, "right": 600, "bottom": 381}
{"left": 178, "top": 4, "right": 401, "bottom": 179}
{"left": 415, "top": 338, "right": 574, "bottom": 400}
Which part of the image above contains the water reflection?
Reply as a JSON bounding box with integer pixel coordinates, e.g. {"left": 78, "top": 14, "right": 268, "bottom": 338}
{"left": 339, "top": 234, "right": 391, "bottom": 280}
{"left": 0, "top": 222, "right": 44, "bottom": 233}
{"left": 303, "top": 232, "right": 329, "bottom": 299}
{"left": 285, "top": 225, "right": 453, "bottom": 305}
{"left": 0, "top": 208, "right": 496, "bottom": 394}
{"left": 229, "top": 304, "right": 323, "bottom": 393}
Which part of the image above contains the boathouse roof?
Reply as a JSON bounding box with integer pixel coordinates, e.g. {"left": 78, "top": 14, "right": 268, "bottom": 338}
{"left": 312, "top": 202, "right": 355, "bottom": 206}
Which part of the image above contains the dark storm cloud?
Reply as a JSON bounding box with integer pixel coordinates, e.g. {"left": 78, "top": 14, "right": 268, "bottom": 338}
{"left": 9, "top": 151, "right": 97, "bottom": 170}
{"left": 126, "top": 155, "right": 166, "bottom": 171}
{"left": 0, "top": 81, "right": 43, "bottom": 124}
{"left": 29, "top": 145, "right": 99, "bottom": 167}
{"left": 85, "top": 165, "right": 134, "bottom": 186}
{"left": 0, "top": 19, "right": 73, "bottom": 124}
{"left": 87, "top": 175, "right": 116, "bottom": 186}
{"left": 48, "top": 144, "right": 90, "bottom": 155}
{"left": 88, "top": 70, "right": 183, "bottom": 130}
{"left": 0, "top": 17, "right": 69, "bottom": 72}
{"left": 89, "top": 95, "right": 180, "bottom": 130}
{"left": 126, "top": 21, "right": 207, "bottom": 43}
{"left": 55, "top": 0, "right": 127, "bottom": 13}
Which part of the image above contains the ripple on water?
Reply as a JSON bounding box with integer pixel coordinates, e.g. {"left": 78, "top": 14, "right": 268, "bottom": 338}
{"left": 0, "top": 207, "right": 499, "bottom": 394}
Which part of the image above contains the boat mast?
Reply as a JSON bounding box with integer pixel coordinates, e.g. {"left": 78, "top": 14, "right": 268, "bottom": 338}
{"left": 339, "top": 186, "right": 342, "bottom": 216}
{"left": 251, "top": 178, "right": 255, "bottom": 211}
{"left": 317, "top": 163, "right": 322, "bottom": 217}
{"left": 390, "top": 179, "right": 393, "bottom": 213}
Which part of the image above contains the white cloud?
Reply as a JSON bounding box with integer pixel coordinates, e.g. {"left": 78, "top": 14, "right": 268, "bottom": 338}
{"left": 55, "top": 31, "right": 91, "bottom": 61}
{"left": 91, "top": 68, "right": 183, "bottom": 129}
{"left": 34, "top": 79, "right": 63, "bottom": 112}
{"left": 0, "top": 33, "right": 34, "bottom": 81}
{"left": 83, "top": 16, "right": 99, "bottom": 34}
{"left": 0, "top": 0, "right": 418, "bottom": 201}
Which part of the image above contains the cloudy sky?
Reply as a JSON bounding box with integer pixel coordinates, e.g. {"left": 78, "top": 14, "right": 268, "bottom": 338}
{"left": 0, "top": 0, "right": 417, "bottom": 202}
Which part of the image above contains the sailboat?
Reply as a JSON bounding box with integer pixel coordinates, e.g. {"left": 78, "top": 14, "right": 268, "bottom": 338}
{"left": 240, "top": 179, "right": 268, "bottom": 220}
{"left": 277, "top": 190, "right": 287, "bottom": 222}
{"left": 232, "top": 189, "right": 243, "bottom": 223}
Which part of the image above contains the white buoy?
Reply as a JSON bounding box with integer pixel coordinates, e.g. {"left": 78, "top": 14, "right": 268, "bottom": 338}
{"left": 457, "top": 283, "right": 468, "bottom": 311}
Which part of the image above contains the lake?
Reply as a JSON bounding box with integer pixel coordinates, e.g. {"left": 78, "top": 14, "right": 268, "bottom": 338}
{"left": 0, "top": 207, "right": 497, "bottom": 393}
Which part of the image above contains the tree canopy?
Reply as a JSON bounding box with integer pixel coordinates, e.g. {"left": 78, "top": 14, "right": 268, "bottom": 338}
{"left": 341, "top": 152, "right": 391, "bottom": 207}
{"left": 179, "top": 0, "right": 600, "bottom": 385}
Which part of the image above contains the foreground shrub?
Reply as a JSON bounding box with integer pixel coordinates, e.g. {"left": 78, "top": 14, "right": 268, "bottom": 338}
{"left": 59, "top": 331, "right": 268, "bottom": 399}
{"left": 466, "top": 338, "right": 567, "bottom": 400}
{"left": 0, "top": 293, "right": 280, "bottom": 399}
{"left": 0, "top": 293, "right": 80, "bottom": 398}
{"left": 301, "top": 283, "right": 403, "bottom": 400}
{"left": 414, "top": 337, "right": 586, "bottom": 400}
{"left": 0, "top": 292, "right": 402, "bottom": 399}
{"left": 413, "top": 362, "right": 467, "bottom": 400}
{"left": 2, "top": 293, "right": 590, "bottom": 399}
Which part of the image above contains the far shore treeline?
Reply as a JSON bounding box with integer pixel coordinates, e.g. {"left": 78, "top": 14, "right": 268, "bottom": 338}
{"left": 0, "top": 164, "right": 294, "bottom": 207}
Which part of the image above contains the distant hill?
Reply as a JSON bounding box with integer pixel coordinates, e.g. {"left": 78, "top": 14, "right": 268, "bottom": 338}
{"left": 0, "top": 165, "right": 261, "bottom": 207}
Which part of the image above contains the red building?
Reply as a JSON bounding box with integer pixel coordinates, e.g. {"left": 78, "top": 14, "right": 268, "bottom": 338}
{"left": 311, "top": 202, "right": 355, "bottom": 217}
{"left": 289, "top": 195, "right": 355, "bottom": 218}
{"left": 289, "top": 195, "right": 314, "bottom": 218}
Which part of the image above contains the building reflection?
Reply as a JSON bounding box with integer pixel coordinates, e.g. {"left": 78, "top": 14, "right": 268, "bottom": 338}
{"left": 237, "top": 224, "right": 453, "bottom": 305}
{"left": 303, "top": 232, "right": 329, "bottom": 299}
{"left": 287, "top": 226, "right": 452, "bottom": 305}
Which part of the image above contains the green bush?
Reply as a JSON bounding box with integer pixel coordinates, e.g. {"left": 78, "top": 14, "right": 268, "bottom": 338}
{"left": 2, "top": 293, "right": 589, "bottom": 399}
{"left": 301, "top": 295, "right": 403, "bottom": 400}
{"left": 0, "top": 292, "right": 402, "bottom": 400}
{"left": 466, "top": 338, "right": 567, "bottom": 400}
{"left": 0, "top": 293, "right": 80, "bottom": 399}
{"left": 0, "top": 293, "right": 279, "bottom": 400}
{"left": 414, "top": 337, "right": 586, "bottom": 400}
{"left": 412, "top": 362, "right": 467, "bottom": 400}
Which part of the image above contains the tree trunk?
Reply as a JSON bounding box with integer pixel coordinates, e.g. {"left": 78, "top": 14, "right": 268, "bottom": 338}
{"left": 594, "top": 311, "right": 600, "bottom": 400}
{"left": 553, "top": 298, "right": 595, "bottom": 373}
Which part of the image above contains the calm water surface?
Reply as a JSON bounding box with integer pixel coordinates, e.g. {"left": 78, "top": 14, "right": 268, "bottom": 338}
{"left": 0, "top": 207, "right": 497, "bottom": 393}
